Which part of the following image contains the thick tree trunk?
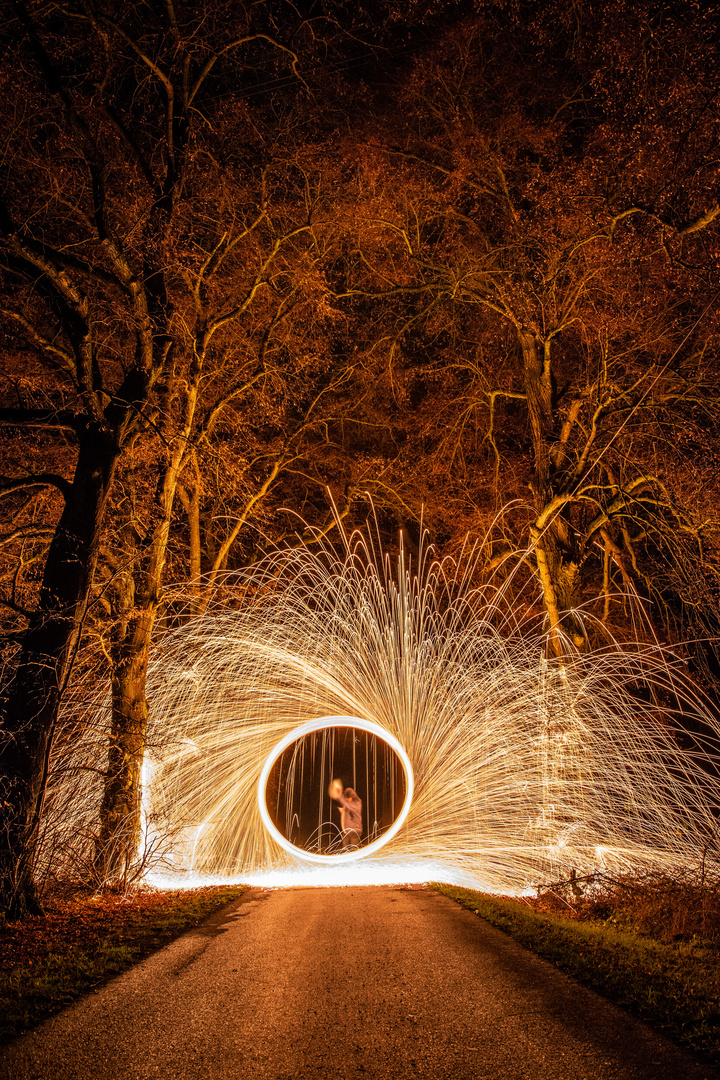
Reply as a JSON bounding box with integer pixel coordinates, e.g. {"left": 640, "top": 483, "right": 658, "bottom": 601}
{"left": 0, "top": 424, "right": 117, "bottom": 918}
{"left": 531, "top": 524, "right": 586, "bottom": 655}
{"left": 521, "top": 332, "right": 587, "bottom": 653}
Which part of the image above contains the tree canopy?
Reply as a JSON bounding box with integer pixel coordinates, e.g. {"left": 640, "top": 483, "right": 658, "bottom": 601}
{"left": 1, "top": 0, "right": 719, "bottom": 914}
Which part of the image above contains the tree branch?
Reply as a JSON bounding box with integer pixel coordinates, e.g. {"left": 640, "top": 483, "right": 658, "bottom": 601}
{"left": 0, "top": 408, "right": 78, "bottom": 434}
{"left": 0, "top": 525, "right": 56, "bottom": 546}
{"left": 0, "top": 472, "right": 72, "bottom": 500}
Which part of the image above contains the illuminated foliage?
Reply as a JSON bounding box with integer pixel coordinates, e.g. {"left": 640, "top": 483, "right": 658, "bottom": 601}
{"left": 0, "top": 0, "right": 719, "bottom": 912}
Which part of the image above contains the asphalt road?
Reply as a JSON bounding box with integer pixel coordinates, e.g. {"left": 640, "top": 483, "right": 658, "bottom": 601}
{"left": 0, "top": 885, "right": 716, "bottom": 1080}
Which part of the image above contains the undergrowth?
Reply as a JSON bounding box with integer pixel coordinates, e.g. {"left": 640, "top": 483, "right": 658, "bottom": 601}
{"left": 533, "top": 867, "right": 720, "bottom": 946}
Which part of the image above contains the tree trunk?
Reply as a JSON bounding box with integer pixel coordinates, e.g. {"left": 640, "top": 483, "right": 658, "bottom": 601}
{"left": 521, "top": 332, "right": 587, "bottom": 653}
{"left": 519, "top": 330, "right": 554, "bottom": 500}
{"left": 95, "top": 443, "right": 186, "bottom": 881}
{"left": 94, "top": 562, "right": 155, "bottom": 885}
{"left": 532, "top": 526, "right": 587, "bottom": 655}
{"left": 0, "top": 424, "right": 117, "bottom": 918}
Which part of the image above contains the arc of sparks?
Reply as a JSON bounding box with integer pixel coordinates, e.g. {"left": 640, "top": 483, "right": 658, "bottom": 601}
{"left": 39, "top": 523, "right": 720, "bottom": 893}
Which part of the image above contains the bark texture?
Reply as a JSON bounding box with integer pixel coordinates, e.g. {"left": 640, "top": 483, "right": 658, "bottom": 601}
{"left": 0, "top": 425, "right": 117, "bottom": 916}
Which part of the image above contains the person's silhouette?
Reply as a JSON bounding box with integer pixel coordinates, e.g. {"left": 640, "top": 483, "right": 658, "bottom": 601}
{"left": 328, "top": 778, "right": 362, "bottom": 849}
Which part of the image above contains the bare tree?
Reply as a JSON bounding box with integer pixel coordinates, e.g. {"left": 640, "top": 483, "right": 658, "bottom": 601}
{"left": 327, "top": 10, "right": 720, "bottom": 653}
{"left": 0, "top": 0, "right": 314, "bottom": 911}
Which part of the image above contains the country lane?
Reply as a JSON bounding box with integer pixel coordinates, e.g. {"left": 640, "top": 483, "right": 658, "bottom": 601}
{"left": 0, "top": 885, "right": 715, "bottom": 1080}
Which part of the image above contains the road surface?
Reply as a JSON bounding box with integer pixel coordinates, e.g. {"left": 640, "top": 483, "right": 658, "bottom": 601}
{"left": 0, "top": 885, "right": 715, "bottom": 1080}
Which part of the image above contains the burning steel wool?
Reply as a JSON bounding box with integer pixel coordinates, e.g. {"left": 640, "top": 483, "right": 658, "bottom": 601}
{"left": 42, "top": 532, "right": 720, "bottom": 893}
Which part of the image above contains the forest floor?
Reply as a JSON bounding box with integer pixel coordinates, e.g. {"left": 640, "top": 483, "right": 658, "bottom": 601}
{"left": 0, "top": 883, "right": 246, "bottom": 1042}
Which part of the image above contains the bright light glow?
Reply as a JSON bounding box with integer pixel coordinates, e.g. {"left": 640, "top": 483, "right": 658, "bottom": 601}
{"left": 147, "top": 857, "right": 483, "bottom": 892}
{"left": 42, "top": 529, "right": 720, "bottom": 892}
{"left": 256, "top": 716, "right": 414, "bottom": 863}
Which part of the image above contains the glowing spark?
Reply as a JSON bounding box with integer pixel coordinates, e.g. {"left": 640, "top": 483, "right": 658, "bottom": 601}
{"left": 41, "top": 530, "right": 720, "bottom": 893}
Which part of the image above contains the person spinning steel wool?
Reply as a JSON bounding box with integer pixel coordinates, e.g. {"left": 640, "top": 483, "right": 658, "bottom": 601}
{"left": 328, "top": 778, "right": 363, "bottom": 850}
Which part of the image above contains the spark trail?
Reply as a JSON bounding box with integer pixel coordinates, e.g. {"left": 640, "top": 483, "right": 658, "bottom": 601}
{"left": 43, "top": 531, "right": 720, "bottom": 893}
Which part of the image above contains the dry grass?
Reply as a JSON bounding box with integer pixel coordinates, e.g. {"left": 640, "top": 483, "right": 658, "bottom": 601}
{"left": 529, "top": 867, "right": 720, "bottom": 947}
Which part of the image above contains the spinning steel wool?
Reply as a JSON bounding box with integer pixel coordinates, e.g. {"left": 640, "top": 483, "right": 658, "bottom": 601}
{"left": 134, "top": 532, "right": 720, "bottom": 892}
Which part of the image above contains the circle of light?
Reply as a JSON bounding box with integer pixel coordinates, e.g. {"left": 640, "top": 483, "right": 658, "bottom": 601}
{"left": 257, "top": 715, "right": 414, "bottom": 864}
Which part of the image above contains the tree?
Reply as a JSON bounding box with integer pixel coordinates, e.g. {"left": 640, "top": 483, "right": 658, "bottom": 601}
{"left": 326, "top": 5, "right": 720, "bottom": 653}
{"left": 0, "top": 0, "right": 318, "bottom": 910}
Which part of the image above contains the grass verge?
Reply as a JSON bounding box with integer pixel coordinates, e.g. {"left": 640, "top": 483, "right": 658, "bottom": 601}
{"left": 0, "top": 884, "right": 247, "bottom": 1043}
{"left": 436, "top": 884, "right": 720, "bottom": 1067}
